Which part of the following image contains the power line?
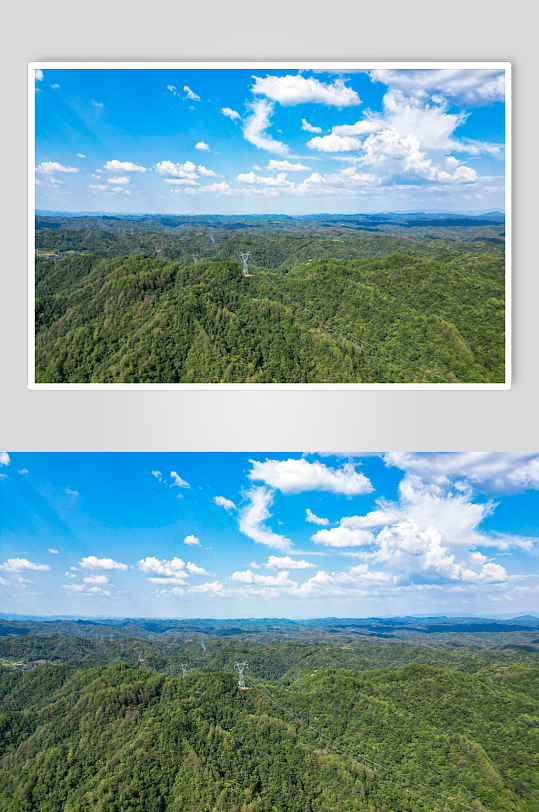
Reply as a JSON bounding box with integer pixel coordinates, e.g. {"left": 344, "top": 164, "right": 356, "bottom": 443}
{"left": 248, "top": 261, "right": 456, "bottom": 384}
{"left": 246, "top": 671, "right": 489, "bottom": 812}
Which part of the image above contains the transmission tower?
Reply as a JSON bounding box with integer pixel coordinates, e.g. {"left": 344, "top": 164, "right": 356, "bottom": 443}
{"left": 193, "top": 254, "right": 199, "bottom": 265}
{"left": 155, "top": 243, "right": 160, "bottom": 255}
{"left": 235, "top": 661, "right": 248, "bottom": 689}
{"left": 180, "top": 663, "right": 189, "bottom": 677}
{"left": 239, "top": 252, "right": 250, "bottom": 276}
{"left": 136, "top": 650, "right": 144, "bottom": 667}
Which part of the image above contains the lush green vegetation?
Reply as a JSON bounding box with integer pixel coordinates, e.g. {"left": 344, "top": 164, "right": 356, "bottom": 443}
{"left": 35, "top": 244, "right": 504, "bottom": 383}
{"left": 0, "top": 657, "right": 537, "bottom": 811}
{"left": 2, "top": 616, "right": 537, "bottom": 811}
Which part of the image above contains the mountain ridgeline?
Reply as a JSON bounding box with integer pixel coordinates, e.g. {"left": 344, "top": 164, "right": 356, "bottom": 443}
{"left": 1, "top": 618, "right": 538, "bottom": 812}
{"left": 34, "top": 215, "right": 506, "bottom": 384}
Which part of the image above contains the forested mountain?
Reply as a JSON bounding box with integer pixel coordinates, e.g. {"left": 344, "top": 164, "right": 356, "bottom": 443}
{"left": 35, "top": 236, "right": 505, "bottom": 383}
{"left": 0, "top": 656, "right": 536, "bottom": 811}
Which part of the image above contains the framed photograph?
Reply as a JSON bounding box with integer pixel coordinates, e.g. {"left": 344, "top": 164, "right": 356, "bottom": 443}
{"left": 29, "top": 62, "right": 510, "bottom": 389}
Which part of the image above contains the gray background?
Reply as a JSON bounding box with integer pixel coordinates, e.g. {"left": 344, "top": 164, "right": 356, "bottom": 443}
{"left": 2, "top": 0, "right": 537, "bottom": 452}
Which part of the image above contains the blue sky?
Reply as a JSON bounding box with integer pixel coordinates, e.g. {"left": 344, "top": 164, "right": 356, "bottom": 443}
{"left": 1, "top": 452, "right": 537, "bottom": 619}
{"left": 34, "top": 66, "right": 506, "bottom": 215}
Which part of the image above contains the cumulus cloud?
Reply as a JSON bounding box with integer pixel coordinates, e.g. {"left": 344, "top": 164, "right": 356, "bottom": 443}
{"left": 107, "top": 176, "right": 131, "bottom": 185}
{"left": 35, "top": 69, "right": 44, "bottom": 81}
{"left": 249, "top": 458, "right": 373, "bottom": 495}
{"left": 83, "top": 574, "right": 111, "bottom": 585}
{"left": 312, "top": 526, "right": 375, "bottom": 548}
{"left": 188, "top": 581, "right": 226, "bottom": 595}
{"left": 384, "top": 452, "right": 539, "bottom": 494}
{"left": 48, "top": 549, "right": 59, "bottom": 554}
{"left": 252, "top": 74, "right": 361, "bottom": 107}
{"left": 154, "top": 160, "right": 198, "bottom": 179}
{"left": 91, "top": 100, "right": 103, "bottom": 109}
{"left": 186, "top": 562, "right": 209, "bottom": 575}
{"left": 36, "top": 162, "right": 79, "bottom": 174}
{"left": 305, "top": 508, "right": 329, "bottom": 526}
{"left": 197, "top": 165, "right": 218, "bottom": 177}
{"left": 340, "top": 510, "right": 399, "bottom": 529}
{"left": 0, "top": 453, "right": 9, "bottom": 466}
{"left": 103, "top": 160, "right": 146, "bottom": 173}
{"left": 213, "top": 496, "right": 236, "bottom": 511}
{"left": 77, "top": 153, "right": 86, "bottom": 158}
{"left": 307, "top": 134, "right": 363, "bottom": 152}
{"left": 171, "top": 471, "right": 190, "bottom": 488}
{"left": 231, "top": 569, "right": 294, "bottom": 587}
{"left": 18, "top": 469, "right": 29, "bottom": 475}
{"left": 238, "top": 487, "right": 292, "bottom": 551}
{"left": 243, "top": 99, "right": 289, "bottom": 155}
{"left": 64, "top": 487, "right": 78, "bottom": 495}
{"left": 183, "top": 535, "right": 200, "bottom": 546}
{"left": 301, "top": 119, "right": 322, "bottom": 133}
{"left": 184, "top": 86, "right": 201, "bottom": 101}
{"left": 152, "top": 470, "right": 162, "bottom": 480}
{"left": 266, "top": 556, "right": 316, "bottom": 570}
{"left": 221, "top": 107, "right": 241, "bottom": 120}
{"left": 236, "top": 172, "right": 293, "bottom": 188}
{"left": 0, "top": 559, "right": 51, "bottom": 572}
{"left": 368, "top": 68, "right": 505, "bottom": 106}
{"left": 184, "top": 181, "right": 231, "bottom": 196}
{"left": 138, "top": 557, "right": 187, "bottom": 579}
{"left": 266, "top": 159, "right": 310, "bottom": 172}
{"left": 195, "top": 141, "right": 210, "bottom": 151}
{"left": 79, "top": 556, "right": 128, "bottom": 570}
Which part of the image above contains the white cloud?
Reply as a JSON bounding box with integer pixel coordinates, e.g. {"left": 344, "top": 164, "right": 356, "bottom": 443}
{"left": 301, "top": 119, "right": 322, "bottom": 133}
{"left": 79, "top": 556, "right": 128, "bottom": 571}
{"left": 36, "top": 162, "right": 79, "bottom": 175}
{"left": 63, "top": 584, "right": 105, "bottom": 595}
{"left": 243, "top": 99, "right": 289, "bottom": 155}
{"left": 307, "top": 134, "right": 363, "bottom": 153}
{"left": 231, "top": 569, "right": 294, "bottom": 586}
{"left": 188, "top": 581, "right": 225, "bottom": 595}
{"left": 266, "top": 159, "right": 310, "bottom": 172}
{"left": 167, "top": 85, "right": 176, "bottom": 94}
{"left": 266, "top": 555, "right": 316, "bottom": 570}
{"left": 195, "top": 142, "right": 210, "bottom": 151}
{"left": 64, "top": 487, "right": 78, "bottom": 495}
{"left": 19, "top": 469, "right": 29, "bottom": 475}
{"left": 186, "top": 562, "right": 209, "bottom": 575}
{"left": 0, "top": 453, "right": 9, "bottom": 466}
{"left": 221, "top": 107, "right": 241, "bottom": 120}
{"left": 368, "top": 68, "right": 505, "bottom": 106}
{"left": 305, "top": 508, "right": 329, "bottom": 526}
{"left": 65, "top": 572, "right": 76, "bottom": 579}
{"left": 154, "top": 160, "right": 198, "bottom": 178}
{"left": 138, "top": 557, "right": 186, "bottom": 576}
{"left": 184, "top": 535, "right": 200, "bottom": 546}
{"left": 184, "top": 86, "right": 201, "bottom": 101}
{"left": 91, "top": 100, "right": 103, "bottom": 109}
{"left": 238, "top": 487, "right": 292, "bottom": 551}
{"left": 249, "top": 458, "right": 373, "bottom": 495}
{"left": 103, "top": 160, "right": 146, "bottom": 173}
{"left": 77, "top": 153, "right": 86, "bottom": 158}
{"left": 312, "top": 526, "right": 375, "bottom": 548}
{"left": 164, "top": 179, "right": 199, "bottom": 186}
{"left": 107, "top": 176, "right": 131, "bottom": 185}
{"left": 83, "top": 574, "right": 111, "bottom": 585}
{"left": 340, "top": 510, "right": 399, "bottom": 529}
{"left": 171, "top": 471, "right": 190, "bottom": 488}
{"left": 35, "top": 69, "right": 43, "bottom": 81}
{"left": 0, "top": 559, "right": 51, "bottom": 572}
{"left": 48, "top": 548, "right": 59, "bottom": 554}
{"left": 237, "top": 172, "right": 293, "bottom": 188}
{"left": 184, "top": 181, "right": 231, "bottom": 196}
{"left": 151, "top": 577, "right": 187, "bottom": 585}
{"left": 331, "top": 120, "right": 385, "bottom": 137}
{"left": 373, "top": 520, "right": 508, "bottom": 584}
{"left": 152, "top": 470, "right": 162, "bottom": 481}
{"left": 197, "top": 165, "right": 218, "bottom": 177}
{"left": 213, "top": 495, "right": 236, "bottom": 511}
{"left": 252, "top": 74, "right": 361, "bottom": 107}
{"left": 384, "top": 453, "right": 539, "bottom": 494}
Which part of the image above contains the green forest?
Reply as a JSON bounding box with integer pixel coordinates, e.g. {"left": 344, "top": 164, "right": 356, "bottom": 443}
{"left": 34, "top": 221, "right": 505, "bottom": 384}
{"left": 0, "top": 627, "right": 537, "bottom": 812}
